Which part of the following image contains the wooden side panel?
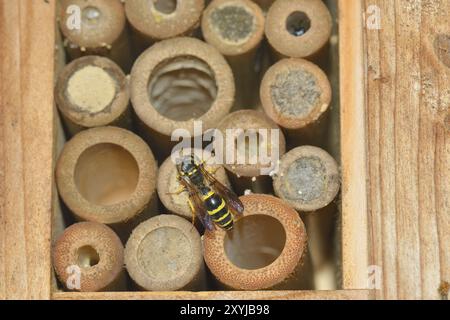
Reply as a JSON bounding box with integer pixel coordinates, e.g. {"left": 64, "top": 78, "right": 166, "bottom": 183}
{"left": 53, "top": 290, "right": 373, "bottom": 300}
{"left": 339, "top": 0, "right": 370, "bottom": 290}
{"left": 0, "top": 0, "right": 56, "bottom": 299}
{"left": 364, "top": 0, "right": 450, "bottom": 300}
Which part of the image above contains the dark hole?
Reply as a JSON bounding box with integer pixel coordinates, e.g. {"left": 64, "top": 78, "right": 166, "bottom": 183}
{"left": 286, "top": 11, "right": 311, "bottom": 37}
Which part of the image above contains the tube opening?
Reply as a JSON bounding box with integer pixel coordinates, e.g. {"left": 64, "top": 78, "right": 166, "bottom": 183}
{"left": 137, "top": 227, "right": 191, "bottom": 281}
{"left": 282, "top": 156, "right": 326, "bottom": 202}
{"left": 66, "top": 65, "right": 117, "bottom": 113}
{"left": 74, "top": 143, "right": 139, "bottom": 206}
{"left": 153, "top": 0, "right": 177, "bottom": 14}
{"left": 210, "top": 5, "right": 254, "bottom": 42}
{"left": 148, "top": 56, "right": 218, "bottom": 121}
{"left": 77, "top": 245, "right": 100, "bottom": 268}
{"left": 82, "top": 6, "right": 102, "bottom": 25}
{"left": 271, "top": 69, "right": 320, "bottom": 118}
{"left": 286, "top": 11, "right": 311, "bottom": 37}
{"left": 224, "top": 215, "right": 286, "bottom": 270}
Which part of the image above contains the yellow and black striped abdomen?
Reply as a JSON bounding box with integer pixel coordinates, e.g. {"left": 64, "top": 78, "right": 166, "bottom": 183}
{"left": 203, "top": 192, "right": 233, "bottom": 230}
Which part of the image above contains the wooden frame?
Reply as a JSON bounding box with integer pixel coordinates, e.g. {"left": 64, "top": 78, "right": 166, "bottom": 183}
{"left": 1, "top": 0, "right": 373, "bottom": 300}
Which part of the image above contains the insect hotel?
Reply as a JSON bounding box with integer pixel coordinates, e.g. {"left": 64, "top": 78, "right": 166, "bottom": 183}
{"left": 0, "top": 0, "right": 448, "bottom": 301}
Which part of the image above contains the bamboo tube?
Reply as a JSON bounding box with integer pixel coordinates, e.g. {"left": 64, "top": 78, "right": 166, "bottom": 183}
{"left": 265, "top": 0, "right": 332, "bottom": 63}
{"left": 125, "top": 214, "right": 206, "bottom": 291}
{"left": 52, "top": 222, "right": 125, "bottom": 292}
{"left": 260, "top": 58, "right": 332, "bottom": 148}
{"left": 130, "top": 37, "right": 235, "bottom": 159}
{"left": 125, "top": 0, "right": 204, "bottom": 53}
{"left": 216, "top": 110, "right": 286, "bottom": 195}
{"left": 202, "top": 0, "right": 265, "bottom": 109}
{"left": 273, "top": 146, "right": 340, "bottom": 290}
{"left": 58, "top": 0, "right": 132, "bottom": 72}
{"left": 203, "top": 194, "right": 311, "bottom": 290}
{"left": 55, "top": 56, "right": 131, "bottom": 137}
{"left": 157, "top": 149, "right": 231, "bottom": 221}
{"left": 55, "top": 126, "right": 158, "bottom": 241}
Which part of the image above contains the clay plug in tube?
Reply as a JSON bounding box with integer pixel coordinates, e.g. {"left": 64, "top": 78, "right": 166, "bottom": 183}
{"left": 157, "top": 149, "right": 231, "bottom": 222}
{"left": 55, "top": 56, "right": 131, "bottom": 137}
{"left": 265, "top": 0, "right": 332, "bottom": 64}
{"left": 203, "top": 194, "right": 311, "bottom": 290}
{"left": 58, "top": 0, "right": 132, "bottom": 72}
{"left": 260, "top": 58, "right": 332, "bottom": 148}
{"left": 125, "top": 0, "right": 204, "bottom": 52}
{"left": 202, "top": 0, "right": 265, "bottom": 109}
{"left": 130, "top": 37, "right": 235, "bottom": 159}
{"left": 125, "top": 215, "right": 206, "bottom": 291}
{"left": 273, "top": 146, "right": 340, "bottom": 289}
{"left": 216, "top": 110, "right": 286, "bottom": 195}
{"left": 52, "top": 222, "right": 125, "bottom": 292}
{"left": 55, "top": 126, "right": 158, "bottom": 241}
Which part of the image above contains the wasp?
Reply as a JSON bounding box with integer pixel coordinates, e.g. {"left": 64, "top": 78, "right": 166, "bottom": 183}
{"left": 172, "top": 154, "right": 244, "bottom": 231}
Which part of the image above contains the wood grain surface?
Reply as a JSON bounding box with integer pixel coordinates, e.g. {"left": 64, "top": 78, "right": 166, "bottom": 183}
{"left": 363, "top": 0, "right": 449, "bottom": 300}
{"left": 52, "top": 290, "right": 373, "bottom": 300}
{"left": 0, "top": 0, "right": 56, "bottom": 299}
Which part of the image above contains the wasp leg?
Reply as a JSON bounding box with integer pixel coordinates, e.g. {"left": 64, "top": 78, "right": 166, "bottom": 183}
{"left": 200, "top": 160, "right": 219, "bottom": 176}
{"left": 187, "top": 199, "right": 197, "bottom": 229}
{"left": 207, "top": 167, "right": 219, "bottom": 175}
{"left": 166, "top": 185, "right": 187, "bottom": 196}
{"left": 198, "top": 156, "right": 218, "bottom": 174}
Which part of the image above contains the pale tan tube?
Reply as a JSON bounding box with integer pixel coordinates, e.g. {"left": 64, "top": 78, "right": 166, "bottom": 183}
{"left": 125, "top": 0, "right": 204, "bottom": 53}
{"left": 260, "top": 58, "right": 332, "bottom": 148}
{"left": 130, "top": 37, "right": 235, "bottom": 159}
{"left": 125, "top": 215, "right": 206, "bottom": 291}
{"left": 216, "top": 110, "right": 286, "bottom": 194}
{"left": 273, "top": 146, "right": 340, "bottom": 290}
{"left": 203, "top": 194, "right": 311, "bottom": 290}
{"left": 157, "top": 149, "right": 231, "bottom": 221}
{"left": 265, "top": 0, "right": 332, "bottom": 63}
{"left": 52, "top": 222, "right": 125, "bottom": 292}
{"left": 55, "top": 127, "right": 158, "bottom": 240}
{"left": 202, "top": 0, "right": 265, "bottom": 109}
{"left": 58, "top": 0, "right": 132, "bottom": 72}
{"left": 55, "top": 56, "right": 131, "bottom": 137}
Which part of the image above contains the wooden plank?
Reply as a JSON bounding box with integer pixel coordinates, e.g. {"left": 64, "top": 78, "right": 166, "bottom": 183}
{"left": 339, "top": 0, "right": 370, "bottom": 290}
{"left": 0, "top": 0, "right": 56, "bottom": 299}
{"left": 364, "top": 0, "right": 450, "bottom": 300}
{"left": 53, "top": 290, "right": 374, "bottom": 300}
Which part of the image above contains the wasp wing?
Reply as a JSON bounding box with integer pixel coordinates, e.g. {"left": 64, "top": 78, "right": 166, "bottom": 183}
{"left": 200, "top": 164, "right": 244, "bottom": 218}
{"left": 179, "top": 176, "right": 215, "bottom": 232}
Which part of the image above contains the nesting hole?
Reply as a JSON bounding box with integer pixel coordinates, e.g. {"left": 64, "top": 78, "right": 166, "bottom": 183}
{"left": 137, "top": 227, "right": 191, "bottom": 281}
{"left": 74, "top": 143, "right": 139, "bottom": 206}
{"left": 148, "top": 56, "right": 218, "bottom": 121}
{"left": 286, "top": 11, "right": 311, "bottom": 37}
{"left": 210, "top": 5, "right": 254, "bottom": 42}
{"left": 77, "top": 245, "right": 100, "bottom": 268}
{"left": 153, "top": 0, "right": 177, "bottom": 14}
{"left": 67, "top": 66, "right": 117, "bottom": 113}
{"left": 224, "top": 215, "right": 286, "bottom": 270}
{"left": 82, "top": 6, "right": 102, "bottom": 25}
{"left": 283, "top": 156, "right": 326, "bottom": 202}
